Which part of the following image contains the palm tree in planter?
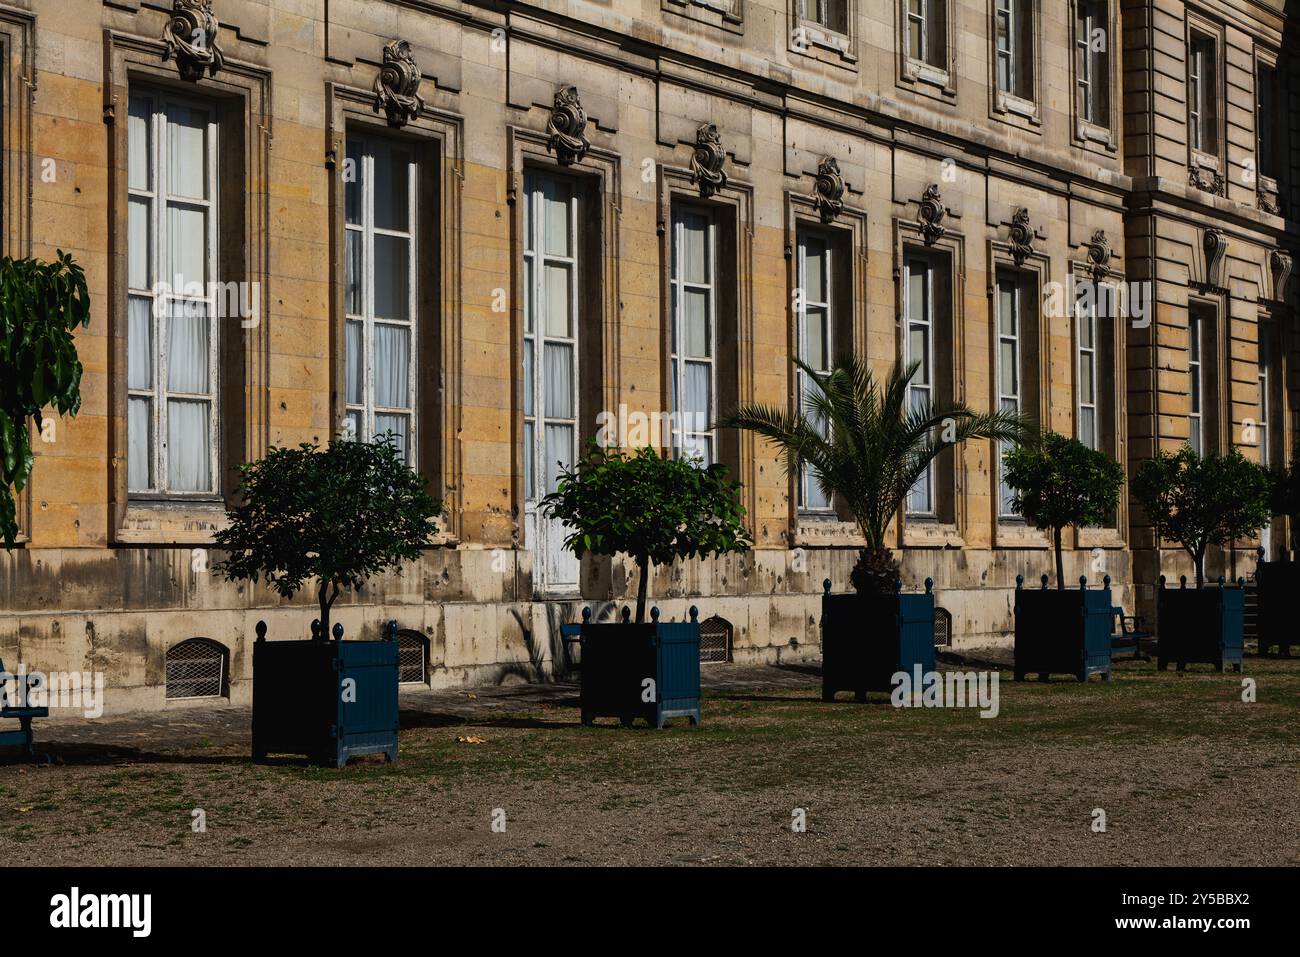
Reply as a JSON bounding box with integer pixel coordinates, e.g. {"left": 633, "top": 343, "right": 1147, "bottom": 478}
{"left": 215, "top": 438, "right": 441, "bottom": 765}
{"left": 1255, "top": 444, "right": 1300, "bottom": 655}
{"left": 1132, "top": 447, "right": 1269, "bottom": 673}
{"left": 541, "top": 443, "right": 750, "bottom": 728}
{"left": 1003, "top": 432, "right": 1126, "bottom": 682}
{"left": 728, "top": 355, "right": 1031, "bottom": 701}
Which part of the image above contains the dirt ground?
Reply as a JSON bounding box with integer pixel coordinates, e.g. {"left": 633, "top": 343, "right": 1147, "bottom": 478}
{"left": 2, "top": 654, "right": 1297, "bottom": 866}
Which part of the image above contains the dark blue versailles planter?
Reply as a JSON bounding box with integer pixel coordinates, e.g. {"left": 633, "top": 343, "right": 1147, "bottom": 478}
{"left": 1014, "top": 575, "right": 1114, "bottom": 682}
{"left": 252, "top": 619, "right": 400, "bottom": 768}
{"left": 820, "top": 578, "right": 935, "bottom": 702}
{"left": 577, "top": 606, "right": 702, "bottom": 729}
{"left": 1156, "top": 575, "right": 1245, "bottom": 673}
{"left": 1255, "top": 547, "right": 1299, "bottom": 657}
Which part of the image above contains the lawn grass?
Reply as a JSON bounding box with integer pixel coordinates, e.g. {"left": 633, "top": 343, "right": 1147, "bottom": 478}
{"left": 1, "top": 656, "right": 1297, "bottom": 866}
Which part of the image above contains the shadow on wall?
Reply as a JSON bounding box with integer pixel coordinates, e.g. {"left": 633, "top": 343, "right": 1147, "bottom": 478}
{"left": 503, "top": 599, "right": 618, "bottom": 684}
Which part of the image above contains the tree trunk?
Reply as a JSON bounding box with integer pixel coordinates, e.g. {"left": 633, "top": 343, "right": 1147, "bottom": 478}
{"left": 1194, "top": 548, "right": 1206, "bottom": 589}
{"left": 1054, "top": 526, "right": 1065, "bottom": 590}
{"left": 635, "top": 556, "right": 650, "bottom": 623}
{"left": 316, "top": 580, "right": 330, "bottom": 639}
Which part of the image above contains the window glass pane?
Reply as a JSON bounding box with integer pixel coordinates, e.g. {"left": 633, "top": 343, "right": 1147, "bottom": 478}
{"left": 523, "top": 346, "right": 534, "bottom": 417}
{"left": 167, "top": 399, "right": 211, "bottom": 492}
{"left": 345, "top": 140, "right": 363, "bottom": 227}
{"left": 345, "top": 229, "right": 363, "bottom": 315}
{"left": 128, "top": 397, "right": 152, "bottom": 490}
{"left": 166, "top": 105, "right": 208, "bottom": 200}
{"left": 906, "top": 262, "right": 927, "bottom": 321}
{"left": 908, "top": 325, "right": 929, "bottom": 384}
{"left": 998, "top": 284, "right": 1017, "bottom": 335}
{"left": 373, "top": 235, "right": 410, "bottom": 321}
{"left": 910, "top": 470, "right": 932, "bottom": 514}
{"left": 128, "top": 297, "right": 153, "bottom": 391}
{"left": 684, "top": 289, "right": 710, "bottom": 358}
{"left": 684, "top": 434, "right": 712, "bottom": 466}
{"left": 523, "top": 421, "right": 535, "bottom": 499}
{"left": 1000, "top": 342, "right": 1018, "bottom": 397}
{"left": 375, "top": 413, "right": 409, "bottom": 462}
{"left": 681, "top": 215, "right": 709, "bottom": 284}
{"left": 1080, "top": 408, "right": 1096, "bottom": 449}
{"left": 1080, "top": 360, "right": 1095, "bottom": 404}
{"left": 523, "top": 255, "right": 534, "bottom": 334}
{"left": 544, "top": 423, "right": 575, "bottom": 494}
{"left": 684, "top": 361, "right": 712, "bottom": 426}
{"left": 373, "top": 324, "right": 411, "bottom": 409}
{"left": 345, "top": 320, "right": 364, "bottom": 405}
{"left": 543, "top": 179, "right": 572, "bottom": 257}
{"left": 543, "top": 263, "right": 572, "bottom": 337}
{"left": 543, "top": 342, "right": 574, "bottom": 419}
{"left": 805, "top": 472, "right": 831, "bottom": 510}
{"left": 129, "top": 197, "right": 151, "bottom": 290}
{"left": 344, "top": 410, "right": 361, "bottom": 442}
{"left": 1078, "top": 309, "right": 1094, "bottom": 349}
{"left": 374, "top": 142, "right": 412, "bottom": 233}
{"left": 128, "top": 96, "right": 152, "bottom": 192}
{"left": 167, "top": 205, "right": 208, "bottom": 288}
{"left": 806, "top": 305, "right": 828, "bottom": 371}
{"left": 167, "top": 302, "right": 210, "bottom": 395}
{"left": 803, "top": 239, "right": 826, "bottom": 302}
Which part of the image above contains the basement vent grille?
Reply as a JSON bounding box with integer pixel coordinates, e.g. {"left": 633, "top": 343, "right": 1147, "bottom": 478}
{"left": 699, "top": 615, "right": 732, "bottom": 664}
{"left": 164, "top": 638, "right": 227, "bottom": 700}
{"left": 396, "top": 630, "right": 429, "bottom": 684}
{"left": 934, "top": 607, "right": 953, "bottom": 648}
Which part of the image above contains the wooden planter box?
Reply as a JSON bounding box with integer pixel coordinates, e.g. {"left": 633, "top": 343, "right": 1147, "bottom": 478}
{"left": 252, "top": 620, "right": 400, "bottom": 767}
{"left": 1255, "top": 550, "right": 1299, "bottom": 656}
{"left": 1156, "top": 576, "right": 1245, "bottom": 673}
{"left": 1014, "top": 575, "right": 1114, "bottom": 682}
{"left": 577, "top": 607, "right": 701, "bottom": 729}
{"left": 820, "top": 578, "right": 935, "bottom": 702}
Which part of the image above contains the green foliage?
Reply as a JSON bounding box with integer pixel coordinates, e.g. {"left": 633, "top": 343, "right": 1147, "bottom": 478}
{"left": 1267, "top": 443, "right": 1300, "bottom": 555}
{"left": 727, "top": 354, "right": 1033, "bottom": 594}
{"left": 213, "top": 438, "right": 442, "bottom": 635}
{"left": 1003, "top": 431, "right": 1124, "bottom": 587}
{"left": 1132, "top": 446, "right": 1271, "bottom": 586}
{"left": 540, "top": 443, "right": 750, "bottom": 622}
{"left": 0, "top": 253, "right": 92, "bottom": 548}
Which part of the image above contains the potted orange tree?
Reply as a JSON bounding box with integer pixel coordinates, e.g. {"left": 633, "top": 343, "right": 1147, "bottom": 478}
{"left": 729, "top": 356, "right": 1030, "bottom": 701}
{"left": 542, "top": 443, "right": 749, "bottom": 728}
{"left": 1133, "top": 447, "right": 1269, "bottom": 673}
{"left": 215, "top": 438, "right": 440, "bottom": 765}
{"left": 1257, "top": 445, "right": 1299, "bottom": 655}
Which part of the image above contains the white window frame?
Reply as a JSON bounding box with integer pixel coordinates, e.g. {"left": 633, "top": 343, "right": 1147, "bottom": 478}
{"left": 995, "top": 0, "right": 1018, "bottom": 96}
{"left": 907, "top": 0, "right": 929, "bottom": 62}
{"left": 904, "top": 256, "right": 936, "bottom": 517}
{"left": 127, "top": 89, "right": 220, "bottom": 497}
{"left": 797, "top": 230, "right": 835, "bottom": 514}
{"left": 343, "top": 134, "right": 419, "bottom": 466}
{"left": 996, "top": 275, "right": 1023, "bottom": 518}
{"left": 1258, "top": 331, "right": 1271, "bottom": 466}
{"left": 1188, "top": 307, "right": 1204, "bottom": 455}
{"left": 1189, "top": 34, "right": 1216, "bottom": 155}
{"left": 801, "top": 0, "right": 847, "bottom": 34}
{"left": 522, "top": 172, "right": 580, "bottom": 504}
{"left": 670, "top": 207, "right": 719, "bottom": 465}
{"left": 1076, "top": 291, "right": 1099, "bottom": 451}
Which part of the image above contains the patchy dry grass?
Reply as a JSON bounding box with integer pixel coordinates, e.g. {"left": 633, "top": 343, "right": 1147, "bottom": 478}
{"left": 2, "top": 656, "right": 1298, "bottom": 866}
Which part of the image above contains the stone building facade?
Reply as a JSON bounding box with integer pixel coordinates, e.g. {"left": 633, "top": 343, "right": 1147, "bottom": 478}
{"left": 0, "top": 0, "right": 1294, "bottom": 712}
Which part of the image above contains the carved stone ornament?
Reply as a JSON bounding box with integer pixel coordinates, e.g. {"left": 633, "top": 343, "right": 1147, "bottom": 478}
{"left": 1085, "top": 229, "right": 1112, "bottom": 281}
{"left": 1258, "top": 188, "right": 1282, "bottom": 216}
{"left": 1189, "top": 164, "right": 1225, "bottom": 196}
{"left": 811, "top": 156, "right": 845, "bottom": 223}
{"left": 373, "top": 40, "right": 424, "bottom": 129}
{"left": 1270, "top": 248, "right": 1293, "bottom": 303}
{"left": 547, "top": 86, "right": 590, "bottom": 166}
{"left": 918, "top": 184, "right": 946, "bottom": 245}
{"left": 1203, "top": 228, "right": 1229, "bottom": 288}
{"left": 689, "top": 124, "right": 728, "bottom": 199}
{"left": 1008, "top": 207, "right": 1036, "bottom": 266}
{"left": 161, "top": 0, "right": 225, "bottom": 82}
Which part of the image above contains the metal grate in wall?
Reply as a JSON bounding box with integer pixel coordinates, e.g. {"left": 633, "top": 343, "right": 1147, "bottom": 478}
{"left": 699, "top": 615, "right": 732, "bottom": 663}
{"left": 396, "top": 630, "right": 429, "bottom": 684}
{"left": 933, "top": 607, "right": 953, "bottom": 648}
{"left": 164, "top": 638, "right": 227, "bottom": 700}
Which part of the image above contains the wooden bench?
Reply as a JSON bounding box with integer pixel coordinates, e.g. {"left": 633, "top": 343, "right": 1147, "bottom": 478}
{"left": 0, "top": 656, "right": 49, "bottom": 762}
{"left": 1111, "top": 607, "right": 1153, "bottom": 661}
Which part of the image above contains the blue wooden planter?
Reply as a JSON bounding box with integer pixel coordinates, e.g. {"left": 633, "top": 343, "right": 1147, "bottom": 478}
{"left": 577, "top": 606, "right": 701, "bottom": 729}
{"left": 1156, "top": 576, "right": 1245, "bottom": 673}
{"left": 820, "top": 578, "right": 935, "bottom": 702}
{"left": 1014, "top": 575, "right": 1114, "bottom": 682}
{"left": 1255, "top": 548, "right": 1299, "bottom": 657}
{"left": 252, "top": 619, "right": 400, "bottom": 767}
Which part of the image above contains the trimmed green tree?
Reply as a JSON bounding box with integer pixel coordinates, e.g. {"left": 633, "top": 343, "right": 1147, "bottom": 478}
{"left": 1132, "top": 446, "right": 1271, "bottom": 587}
{"left": 1003, "top": 431, "right": 1125, "bottom": 589}
{"left": 214, "top": 438, "right": 441, "bottom": 636}
{"left": 540, "top": 443, "right": 751, "bottom": 623}
{"left": 1, "top": 252, "right": 92, "bottom": 548}
{"left": 727, "top": 355, "right": 1033, "bottom": 596}
{"left": 1267, "top": 442, "right": 1300, "bottom": 557}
